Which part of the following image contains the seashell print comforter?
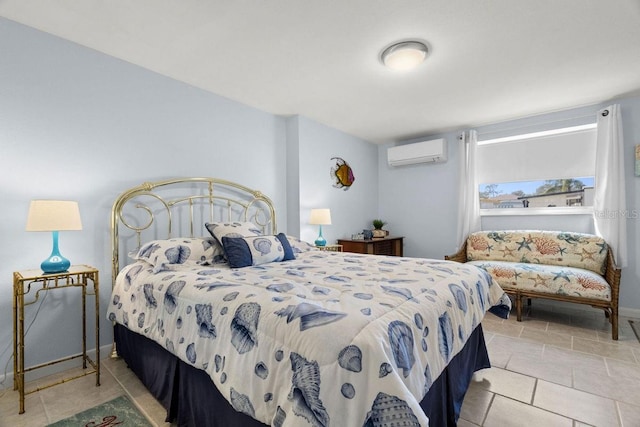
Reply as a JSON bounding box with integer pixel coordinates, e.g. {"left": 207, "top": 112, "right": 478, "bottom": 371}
{"left": 108, "top": 251, "right": 510, "bottom": 427}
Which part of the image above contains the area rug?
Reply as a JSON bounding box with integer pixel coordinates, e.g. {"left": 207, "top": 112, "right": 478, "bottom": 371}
{"left": 47, "top": 395, "right": 153, "bottom": 426}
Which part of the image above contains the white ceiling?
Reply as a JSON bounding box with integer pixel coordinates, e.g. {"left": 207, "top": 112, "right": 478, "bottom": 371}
{"left": 2, "top": 1, "right": 640, "bottom": 144}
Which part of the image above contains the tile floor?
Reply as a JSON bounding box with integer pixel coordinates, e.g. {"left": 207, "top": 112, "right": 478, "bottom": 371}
{"left": 1, "top": 300, "right": 639, "bottom": 427}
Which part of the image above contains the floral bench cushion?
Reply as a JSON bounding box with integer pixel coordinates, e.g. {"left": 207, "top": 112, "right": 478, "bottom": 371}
{"left": 468, "top": 260, "right": 611, "bottom": 301}
{"left": 466, "top": 231, "right": 608, "bottom": 275}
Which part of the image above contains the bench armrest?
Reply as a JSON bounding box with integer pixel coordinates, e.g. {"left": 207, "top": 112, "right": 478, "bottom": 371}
{"left": 445, "top": 241, "right": 468, "bottom": 263}
{"left": 605, "top": 249, "right": 622, "bottom": 303}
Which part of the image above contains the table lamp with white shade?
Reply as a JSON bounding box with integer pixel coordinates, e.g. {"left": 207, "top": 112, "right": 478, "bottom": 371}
{"left": 26, "top": 200, "right": 83, "bottom": 274}
{"left": 309, "top": 208, "right": 331, "bottom": 247}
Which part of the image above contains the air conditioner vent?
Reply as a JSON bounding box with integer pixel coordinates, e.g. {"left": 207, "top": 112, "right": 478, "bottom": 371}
{"left": 387, "top": 138, "right": 447, "bottom": 166}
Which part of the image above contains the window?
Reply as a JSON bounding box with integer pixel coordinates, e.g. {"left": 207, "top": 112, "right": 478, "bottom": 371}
{"left": 477, "top": 124, "right": 596, "bottom": 213}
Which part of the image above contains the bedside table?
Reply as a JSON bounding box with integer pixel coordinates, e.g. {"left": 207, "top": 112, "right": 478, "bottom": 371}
{"left": 12, "top": 265, "right": 100, "bottom": 414}
{"left": 337, "top": 236, "right": 404, "bottom": 256}
{"left": 316, "top": 244, "right": 343, "bottom": 252}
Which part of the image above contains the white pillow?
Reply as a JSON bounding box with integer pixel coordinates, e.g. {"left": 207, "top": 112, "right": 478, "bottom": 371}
{"left": 130, "top": 237, "right": 223, "bottom": 272}
{"left": 286, "top": 235, "right": 319, "bottom": 256}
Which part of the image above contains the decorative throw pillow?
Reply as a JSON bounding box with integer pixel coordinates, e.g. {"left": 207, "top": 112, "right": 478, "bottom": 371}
{"left": 222, "top": 233, "right": 295, "bottom": 268}
{"left": 205, "top": 221, "right": 263, "bottom": 247}
{"left": 286, "top": 235, "right": 319, "bottom": 256}
{"left": 130, "top": 237, "right": 222, "bottom": 272}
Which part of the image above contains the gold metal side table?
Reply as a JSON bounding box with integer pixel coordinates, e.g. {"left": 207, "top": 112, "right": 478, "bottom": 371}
{"left": 315, "top": 244, "right": 343, "bottom": 252}
{"left": 13, "top": 265, "right": 100, "bottom": 414}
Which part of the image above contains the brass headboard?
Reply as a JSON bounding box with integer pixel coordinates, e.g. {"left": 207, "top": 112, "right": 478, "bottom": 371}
{"left": 110, "top": 177, "right": 276, "bottom": 290}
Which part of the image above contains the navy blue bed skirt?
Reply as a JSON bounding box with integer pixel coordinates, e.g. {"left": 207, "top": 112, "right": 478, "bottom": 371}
{"left": 114, "top": 323, "right": 489, "bottom": 426}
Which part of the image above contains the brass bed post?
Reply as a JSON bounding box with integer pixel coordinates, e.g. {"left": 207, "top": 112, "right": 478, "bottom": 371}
{"left": 109, "top": 192, "right": 122, "bottom": 359}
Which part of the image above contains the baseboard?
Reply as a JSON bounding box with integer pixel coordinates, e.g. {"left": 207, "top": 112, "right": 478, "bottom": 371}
{"left": 620, "top": 306, "right": 640, "bottom": 319}
{"left": 0, "top": 343, "right": 114, "bottom": 391}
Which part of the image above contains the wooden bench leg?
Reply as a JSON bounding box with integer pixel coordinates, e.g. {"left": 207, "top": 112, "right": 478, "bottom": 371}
{"left": 516, "top": 294, "right": 523, "bottom": 321}
{"left": 597, "top": 306, "right": 618, "bottom": 340}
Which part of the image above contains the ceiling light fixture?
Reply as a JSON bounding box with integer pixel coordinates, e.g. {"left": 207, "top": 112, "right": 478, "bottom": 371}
{"left": 381, "top": 40, "right": 428, "bottom": 71}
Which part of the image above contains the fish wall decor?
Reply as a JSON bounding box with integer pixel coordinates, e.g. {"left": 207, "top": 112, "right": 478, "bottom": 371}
{"left": 330, "top": 157, "right": 355, "bottom": 190}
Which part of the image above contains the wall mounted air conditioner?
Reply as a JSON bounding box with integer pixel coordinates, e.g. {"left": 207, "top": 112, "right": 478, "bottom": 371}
{"left": 387, "top": 138, "right": 447, "bottom": 166}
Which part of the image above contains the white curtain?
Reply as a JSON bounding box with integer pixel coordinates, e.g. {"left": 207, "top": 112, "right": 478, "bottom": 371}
{"left": 593, "top": 104, "right": 627, "bottom": 268}
{"left": 456, "top": 130, "right": 481, "bottom": 249}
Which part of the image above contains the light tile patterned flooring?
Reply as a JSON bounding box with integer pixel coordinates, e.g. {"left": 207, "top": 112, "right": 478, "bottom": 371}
{"left": 1, "top": 300, "right": 639, "bottom": 426}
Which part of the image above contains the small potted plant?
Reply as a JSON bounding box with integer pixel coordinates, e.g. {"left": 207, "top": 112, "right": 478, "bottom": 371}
{"left": 372, "top": 219, "right": 387, "bottom": 238}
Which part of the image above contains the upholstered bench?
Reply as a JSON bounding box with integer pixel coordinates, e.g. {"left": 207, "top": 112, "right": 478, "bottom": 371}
{"left": 446, "top": 230, "right": 622, "bottom": 339}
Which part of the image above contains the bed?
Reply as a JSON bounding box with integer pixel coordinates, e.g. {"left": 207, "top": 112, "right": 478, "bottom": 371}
{"left": 107, "top": 177, "right": 511, "bottom": 427}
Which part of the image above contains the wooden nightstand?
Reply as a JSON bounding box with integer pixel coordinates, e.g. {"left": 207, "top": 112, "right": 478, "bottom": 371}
{"left": 316, "top": 244, "right": 343, "bottom": 252}
{"left": 337, "top": 236, "right": 404, "bottom": 256}
{"left": 12, "top": 265, "right": 100, "bottom": 414}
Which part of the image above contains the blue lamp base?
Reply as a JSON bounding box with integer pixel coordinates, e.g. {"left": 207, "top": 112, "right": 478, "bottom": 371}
{"left": 314, "top": 236, "right": 327, "bottom": 247}
{"left": 41, "top": 255, "right": 71, "bottom": 274}
{"left": 41, "top": 231, "right": 71, "bottom": 274}
{"left": 314, "top": 225, "right": 327, "bottom": 247}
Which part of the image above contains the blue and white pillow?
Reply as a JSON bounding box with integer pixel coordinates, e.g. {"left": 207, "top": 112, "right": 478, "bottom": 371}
{"left": 222, "top": 233, "right": 295, "bottom": 268}
{"left": 130, "top": 237, "right": 223, "bottom": 272}
{"left": 205, "top": 221, "right": 263, "bottom": 247}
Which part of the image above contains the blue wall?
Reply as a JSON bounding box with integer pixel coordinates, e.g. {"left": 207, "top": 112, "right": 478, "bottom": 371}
{"left": 293, "top": 116, "right": 379, "bottom": 245}
{"left": 0, "top": 18, "right": 379, "bottom": 382}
